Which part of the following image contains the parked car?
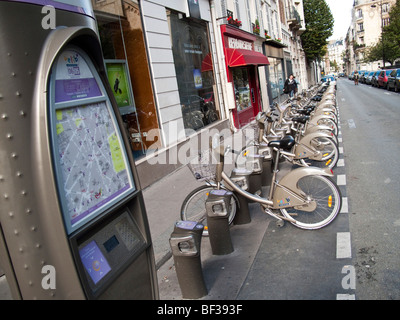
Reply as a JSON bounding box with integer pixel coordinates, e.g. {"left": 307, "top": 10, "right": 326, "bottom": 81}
{"left": 321, "top": 75, "right": 336, "bottom": 85}
{"left": 358, "top": 70, "right": 367, "bottom": 83}
{"left": 371, "top": 71, "right": 380, "bottom": 87}
{"left": 349, "top": 71, "right": 355, "bottom": 80}
{"left": 365, "top": 71, "right": 376, "bottom": 85}
{"left": 360, "top": 71, "right": 369, "bottom": 83}
{"left": 377, "top": 69, "right": 393, "bottom": 88}
{"left": 387, "top": 68, "right": 400, "bottom": 92}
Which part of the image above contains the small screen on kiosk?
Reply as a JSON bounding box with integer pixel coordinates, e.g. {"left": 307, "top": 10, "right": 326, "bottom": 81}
{"left": 79, "top": 240, "right": 111, "bottom": 284}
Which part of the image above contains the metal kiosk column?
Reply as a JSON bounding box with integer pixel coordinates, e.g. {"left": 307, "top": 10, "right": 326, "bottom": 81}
{"left": 0, "top": 0, "right": 158, "bottom": 300}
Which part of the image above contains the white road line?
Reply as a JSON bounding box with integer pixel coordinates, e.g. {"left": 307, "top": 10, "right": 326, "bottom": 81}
{"left": 337, "top": 174, "right": 346, "bottom": 185}
{"left": 337, "top": 158, "right": 345, "bottom": 167}
{"left": 339, "top": 147, "right": 344, "bottom": 154}
{"left": 341, "top": 197, "right": 349, "bottom": 213}
{"left": 348, "top": 119, "right": 356, "bottom": 129}
{"left": 337, "top": 232, "right": 352, "bottom": 259}
{"left": 337, "top": 294, "right": 356, "bottom": 300}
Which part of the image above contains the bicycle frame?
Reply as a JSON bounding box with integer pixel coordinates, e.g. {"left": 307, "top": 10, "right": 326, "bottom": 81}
{"left": 214, "top": 136, "right": 334, "bottom": 222}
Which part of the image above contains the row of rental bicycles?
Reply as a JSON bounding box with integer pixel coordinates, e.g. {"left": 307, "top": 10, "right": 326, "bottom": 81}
{"left": 181, "top": 81, "right": 342, "bottom": 234}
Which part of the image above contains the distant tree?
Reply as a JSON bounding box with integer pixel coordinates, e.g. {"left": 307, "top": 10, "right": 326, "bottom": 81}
{"left": 330, "top": 59, "right": 338, "bottom": 72}
{"left": 383, "top": 0, "right": 400, "bottom": 48}
{"left": 364, "top": 38, "right": 400, "bottom": 66}
{"left": 301, "top": 0, "right": 334, "bottom": 61}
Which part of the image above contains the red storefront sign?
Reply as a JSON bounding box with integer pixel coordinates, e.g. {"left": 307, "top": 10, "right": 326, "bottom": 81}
{"left": 220, "top": 25, "right": 269, "bottom": 128}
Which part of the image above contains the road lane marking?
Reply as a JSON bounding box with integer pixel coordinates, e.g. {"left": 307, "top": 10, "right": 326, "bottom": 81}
{"left": 341, "top": 197, "right": 348, "bottom": 213}
{"left": 337, "top": 232, "right": 352, "bottom": 259}
{"left": 337, "top": 174, "right": 346, "bottom": 185}
{"left": 348, "top": 119, "right": 356, "bottom": 129}
{"left": 337, "top": 294, "right": 356, "bottom": 300}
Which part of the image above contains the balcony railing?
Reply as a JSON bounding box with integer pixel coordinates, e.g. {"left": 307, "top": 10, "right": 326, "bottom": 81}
{"left": 287, "top": 6, "right": 301, "bottom": 30}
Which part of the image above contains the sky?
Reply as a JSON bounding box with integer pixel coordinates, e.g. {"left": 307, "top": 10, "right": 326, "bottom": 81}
{"left": 325, "top": 0, "right": 354, "bottom": 40}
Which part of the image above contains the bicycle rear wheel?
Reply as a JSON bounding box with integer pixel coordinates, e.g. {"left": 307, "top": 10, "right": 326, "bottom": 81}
{"left": 280, "top": 175, "right": 341, "bottom": 229}
{"left": 180, "top": 185, "right": 238, "bottom": 236}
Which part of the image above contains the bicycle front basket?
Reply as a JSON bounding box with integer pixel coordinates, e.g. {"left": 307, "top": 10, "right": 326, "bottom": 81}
{"left": 188, "top": 149, "right": 217, "bottom": 181}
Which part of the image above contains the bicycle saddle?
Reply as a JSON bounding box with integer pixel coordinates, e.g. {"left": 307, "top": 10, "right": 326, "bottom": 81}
{"left": 292, "top": 116, "right": 310, "bottom": 124}
{"left": 297, "top": 108, "right": 313, "bottom": 115}
{"left": 268, "top": 135, "right": 295, "bottom": 151}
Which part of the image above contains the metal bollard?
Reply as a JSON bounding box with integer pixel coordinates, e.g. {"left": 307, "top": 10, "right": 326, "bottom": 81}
{"left": 259, "top": 144, "right": 272, "bottom": 188}
{"left": 206, "top": 189, "right": 234, "bottom": 255}
{"left": 230, "top": 168, "right": 251, "bottom": 225}
{"left": 169, "top": 220, "right": 207, "bottom": 299}
{"left": 246, "top": 154, "right": 263, "bottom": 199}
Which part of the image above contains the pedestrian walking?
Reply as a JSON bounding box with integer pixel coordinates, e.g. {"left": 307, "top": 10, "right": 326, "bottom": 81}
{"left": 284, "top": 74, "right": 298, "bottom": 97}
{"left": 354, "top": 70, "right": 359, "bottom": 85}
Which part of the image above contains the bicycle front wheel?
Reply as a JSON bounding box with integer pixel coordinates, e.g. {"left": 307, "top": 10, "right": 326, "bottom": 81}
{"left": 280, "top": 175, "right": 341, "bottom": 230}
{"left": 180, "top": 185, "right": 238, "bottom": 236}
{"left": 301, "top": 136, "right": 339, "bottom": 169}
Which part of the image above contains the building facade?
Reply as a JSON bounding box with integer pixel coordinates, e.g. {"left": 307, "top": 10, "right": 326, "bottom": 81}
{"left": 91, "top": 0, "right": 308, "bottom": 188}
{"left": 345, "top": 0, "right": 396, "bottom": 72}
{"left": 327, "top": 39, "right": 345, "bottom": 74}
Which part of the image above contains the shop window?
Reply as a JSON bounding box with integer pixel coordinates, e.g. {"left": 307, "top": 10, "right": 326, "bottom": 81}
{"left": 95, "top": 1, "right": 161, "bottom": 160}
{"left": 232, "top": 68, "right": 251, "bottom": 111}
{"left": 268, "top": 57, "right": 284, "bottom": 100}
{"left": 168, "top": 10, "right": 220, "bottom": 133}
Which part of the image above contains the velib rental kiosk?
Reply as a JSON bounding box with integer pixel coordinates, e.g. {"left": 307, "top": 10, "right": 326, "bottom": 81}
{"left": 0, "top": 0, "right": 158, "bottom": 299}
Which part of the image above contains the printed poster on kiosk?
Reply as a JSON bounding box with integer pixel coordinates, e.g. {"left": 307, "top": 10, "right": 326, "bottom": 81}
{"left": 50, "top": 47, "right": 135, "bottom": 234}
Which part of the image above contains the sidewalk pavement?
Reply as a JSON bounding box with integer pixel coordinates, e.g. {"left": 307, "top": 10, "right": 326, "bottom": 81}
{"left": 156, "top": 201, "right": 270, "bottom": 300}
{"left": 143, "top": 159, "right": 281, "bottom": 300}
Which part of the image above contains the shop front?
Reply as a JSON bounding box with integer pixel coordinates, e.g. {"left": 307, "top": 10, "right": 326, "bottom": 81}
{"left": 168, "top": 10, "right": 220, "bottom": 134}
{"left": 263, "top": 39, "right": 287, "bottom": 103}
{"left": 220, "top": 25, "right": 270, "bottom": 128}
{"left": 93, "top": 0, "right": 161, "bottom": 160}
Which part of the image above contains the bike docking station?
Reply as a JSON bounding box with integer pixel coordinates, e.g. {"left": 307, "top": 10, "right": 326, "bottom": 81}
{"left": 230, "top": 168, "right": 252, "bottom": 225}
{"left": 206, "top": 189, "right": 235, "bottom": 255}
{"left": 0, "top": 0, "right": 158, "bottom": 300}
{"left": 169, "top": 221, "right": 207, "bottom": 299}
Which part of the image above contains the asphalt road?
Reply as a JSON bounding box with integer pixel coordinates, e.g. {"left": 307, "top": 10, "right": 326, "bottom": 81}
{"left": 337, "top": 77, "right": 400, "bottom": 300}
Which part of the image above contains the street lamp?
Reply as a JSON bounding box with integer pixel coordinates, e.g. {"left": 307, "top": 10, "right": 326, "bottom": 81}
{"left": 371, "top": 0, "right": 385, "bottom": 68}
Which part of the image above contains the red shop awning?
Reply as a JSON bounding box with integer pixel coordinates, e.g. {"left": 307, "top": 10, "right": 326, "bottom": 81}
{"left": 225, "top": 48, "right": 270, "bottom": 67}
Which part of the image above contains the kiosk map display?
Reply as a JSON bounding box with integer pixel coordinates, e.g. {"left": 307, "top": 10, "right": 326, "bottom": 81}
{"left": 50, "top": 47, "right": 135, "bottom": 234}
{"left": 55, "top": 101, "right": 131, "bottom": 227}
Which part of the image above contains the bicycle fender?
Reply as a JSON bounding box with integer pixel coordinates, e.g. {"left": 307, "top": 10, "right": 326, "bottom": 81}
{"left": 296, "top": 131, "right": 333, "bottom": 160}
{"left": 308, "top": 114, "right": 336, "bottom": 126}
{"left": 272, "top": 166, "right": 333, "bottom": 210}
{"left": 305, "top": 124, "right": 334, "bottom": 135}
